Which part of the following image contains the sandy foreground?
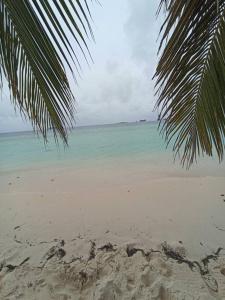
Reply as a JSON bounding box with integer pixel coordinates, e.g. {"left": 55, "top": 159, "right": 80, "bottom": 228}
{"left": 0, "top": 161, "right": 225, "bottom": 299}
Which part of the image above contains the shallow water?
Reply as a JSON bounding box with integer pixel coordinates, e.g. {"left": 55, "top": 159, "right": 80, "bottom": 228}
{"left": 0, "top": 122, "right": 224, "bottom": 176}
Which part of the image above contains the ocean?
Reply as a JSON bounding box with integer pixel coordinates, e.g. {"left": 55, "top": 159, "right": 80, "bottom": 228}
{"left": 0, "top": 122, "right": 224, "bottom": 176}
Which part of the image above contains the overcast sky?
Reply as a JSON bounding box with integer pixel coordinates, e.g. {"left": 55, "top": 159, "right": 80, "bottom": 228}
{"left": 0, "top": 0, "right": 161, "bottom": 133}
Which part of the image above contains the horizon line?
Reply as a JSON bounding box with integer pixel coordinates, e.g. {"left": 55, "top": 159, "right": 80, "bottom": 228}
{"left": 0, "top": 119, "right": 158, "bottom": 135}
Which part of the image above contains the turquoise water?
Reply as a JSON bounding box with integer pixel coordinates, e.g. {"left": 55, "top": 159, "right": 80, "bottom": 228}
{"left": 0, "top": 122, "right": 224, "bottom": 175}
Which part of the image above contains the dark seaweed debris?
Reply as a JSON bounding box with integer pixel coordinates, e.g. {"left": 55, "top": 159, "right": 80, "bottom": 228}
{"left": 126, "top": 245, "right": 160, "bottom": 259}
{"left": 98, "top": 243, "right": 116, "bottom": 252}
{"left": 88, "top": 240, "right": 96, "bottom": 260}
{"left": 5, "top": 257, "right": 30, "bottom": 273}
{"left": 40, "top": 240, "right": 66, "bottom": 269}
{"left": 162, "top": 242, "right": 224, "bottom": 293}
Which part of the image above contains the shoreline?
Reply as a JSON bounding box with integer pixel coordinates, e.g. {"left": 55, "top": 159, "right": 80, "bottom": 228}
{"left": 1, "top": 153, "right": 225, "bottom": 179}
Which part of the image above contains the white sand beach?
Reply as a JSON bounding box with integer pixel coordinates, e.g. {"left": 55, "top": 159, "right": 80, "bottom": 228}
{"left": 1, "top": 0, "right": 225, "bottom": 297}
{"left": 1, "top": 161, "right": 225, "bottom": 299}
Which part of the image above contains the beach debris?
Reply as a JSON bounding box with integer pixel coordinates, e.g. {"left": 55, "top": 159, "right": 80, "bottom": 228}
{"left": 161, "top": 242, "right": 194, "bottom": 269}
{"left": 50, "top": 178, "right": 55, "bottom": 182}
{"left": 126, "top": 245, "right": 159, "bottom": 259}
{"left": 14, "top": 223, "right": 25, "bottom": 230}
{"left": 44, "top": 245, "right": 66, "bottom": 261}
{"left": 5, "top": 257, "right": 30, "bottom": 273}
{"left": 1, "top": 237, "right": 224, "bottom": 297}
{"left": 213, "top": 224, "right": 225, "bottom": 232}
{"left": 56, "top": 248, "right": 66, "bottom": 259}
{"left": 20, "top": 257, "right": 30, "bottom": 266}
{"left": 162, "top": 242, "right": 223, "bottom": 293}
{"left": 98, "top": 243, "right": 116, "bottom": 252}
{"left": 88, "top": 240, "right": 96, "bottom": 260}
{"left": 126, "top": 245, "right": 141, "bottom": 257}
{"left": 13, "top": 237, "right": 34, "bottom": 246}
{"left": 40, "top": 240, "right": 66, "bottom": 269}
{"left": 14, "top": 235, "right": 22, "bottom": 244}
{"left": 39, "top": 238, "right": 60, "bottom": 244}
{"left": 162, "top": 242, "right": 223, "bottom": 274}
{"left": 220, "top": 194, "right": 224, "bottom": 197}
{"left": 27, "top": 282, "right": 33, "bottom": 288}
{"left": 6, "top": 264, "right": 16, "bottom": 272}
{"left": 201, "top": 247, "right": 223, "bottom": 270}
{"left": 79, "top": 270, "right": 88, "bottom": 286}
{"left": 8, "top": 182, "right": 12, "bottom": 185}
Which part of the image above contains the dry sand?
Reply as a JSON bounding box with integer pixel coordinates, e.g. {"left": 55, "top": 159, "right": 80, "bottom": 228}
{"left": 0, "top": 161, "right": 225, "bottom": 299}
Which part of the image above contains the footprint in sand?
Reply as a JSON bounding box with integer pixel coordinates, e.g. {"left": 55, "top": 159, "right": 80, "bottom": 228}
{"left": 150, "top": 280, "right": 170, "bottom": 300}
{"left": 94, "top": 279, "right": 121, "bottom": 300}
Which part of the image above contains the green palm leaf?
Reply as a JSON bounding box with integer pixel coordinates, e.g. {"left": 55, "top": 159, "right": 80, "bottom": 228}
{"left": 155, "top": 0, "right": 225, "bottom": 167}
{"left": 0, "top": 0, "right": 93, "bottom": 143}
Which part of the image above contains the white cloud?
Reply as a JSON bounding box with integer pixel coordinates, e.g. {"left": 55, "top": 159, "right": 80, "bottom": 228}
{"left": 0, "top": 0, "right": 160, "bottom": 133}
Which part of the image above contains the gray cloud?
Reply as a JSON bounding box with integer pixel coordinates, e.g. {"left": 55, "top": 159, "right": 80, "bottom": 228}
{"left": 76, "top": 59, "right": 155, "bottom": 126}
{"left": 124, "top": 0, "right": 160, "bottom": 71}
{"left": 73, "top": 0, "right": 160, "bottom": 126}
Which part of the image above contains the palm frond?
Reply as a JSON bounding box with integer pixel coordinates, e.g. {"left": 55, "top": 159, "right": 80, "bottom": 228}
{"left": 154, "top": 0, "right": 225, "bottom": 167}
{"left": 0, "top": 0, "right": 93, "bottom": 143}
